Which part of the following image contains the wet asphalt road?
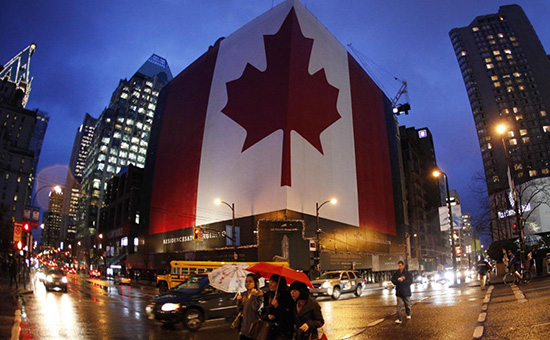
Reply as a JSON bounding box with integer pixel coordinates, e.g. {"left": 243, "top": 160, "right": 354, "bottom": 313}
{"left": 18, "top": 273, "right": 550, "bottom": 340}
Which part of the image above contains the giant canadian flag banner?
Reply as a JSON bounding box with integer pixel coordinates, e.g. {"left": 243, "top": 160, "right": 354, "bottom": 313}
{"left": 148, "top": 0, "right": 398, "bottom": 236}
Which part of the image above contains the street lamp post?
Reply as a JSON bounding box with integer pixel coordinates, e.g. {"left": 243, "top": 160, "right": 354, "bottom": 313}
{"left": 315, "top": 198, "right": 337, "bottom": 272}
{"left": 496, "top": 124, "right": 525, "bottom": 264}
{"left": 215, "top": 199, "right": 237, "bottom": 260}
{"left": 433, "top": 169, "right": 458, "bottom": 285}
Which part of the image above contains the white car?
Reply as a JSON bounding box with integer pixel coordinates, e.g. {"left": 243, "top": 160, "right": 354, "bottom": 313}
{"left": 311, "top": 270, "right": 364, "bottom": 299}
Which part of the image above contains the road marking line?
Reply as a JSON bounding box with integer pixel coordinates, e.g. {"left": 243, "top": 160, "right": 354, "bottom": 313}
{"left": 481, "top": 304, "right": 488, "bottom": 312}
{"left": 337, "top": 297, "right": 428, "bottom": 340}
{"left": 367, "top": 318, "right": 385, "bottom": 327}
{"left": 510, "top": 284, "right": 527, "bottom": 302}
{"left": 478, "top": 312, "right": 487, "bottom": 323}
{"left": 473, "top": 325, "right": 484, "bottom": 339}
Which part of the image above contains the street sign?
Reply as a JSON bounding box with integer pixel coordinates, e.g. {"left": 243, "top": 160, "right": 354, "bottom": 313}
{"left": 13, "top": 225, "right": 22, "bottom": 243}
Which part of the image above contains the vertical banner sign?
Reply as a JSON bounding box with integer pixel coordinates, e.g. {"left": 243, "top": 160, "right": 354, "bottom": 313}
{"left": 439, "top": 205, "right": 463, "bottom": 231}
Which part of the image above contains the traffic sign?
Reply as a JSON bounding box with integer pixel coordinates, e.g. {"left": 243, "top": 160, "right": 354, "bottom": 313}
{"left": 13, "top": 225, "right": 22, "bottom": 243}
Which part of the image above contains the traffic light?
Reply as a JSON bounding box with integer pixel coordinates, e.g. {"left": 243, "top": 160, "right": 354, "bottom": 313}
{"left": 17, "top": 241, "right": 23, "bottom": 250}
{"left": 512, "top": 223, "right": 517, "bottom": 231}
{"left": 23, "top": 222, "right": 30, "bottom": 232}
{"left": 193, "top": 227, "right": 202, "bottom": 241}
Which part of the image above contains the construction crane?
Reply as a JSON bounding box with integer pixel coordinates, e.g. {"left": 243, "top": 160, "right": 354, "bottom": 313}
{"left": 348, "top": 44, "right": 410, "bottom": 115}
{"left": 391, "top": 80, "right": 410, "bottom": 116}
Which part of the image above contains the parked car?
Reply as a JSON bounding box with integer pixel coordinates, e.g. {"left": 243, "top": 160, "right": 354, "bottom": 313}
{"left": 44, "top": 269, "right": 68, "bottom": 292}
{"left": 311, "top": 270, "right": 363, "bottom": 300}
{"left": 146, "top": 274, "right": 237, "bottom": 331}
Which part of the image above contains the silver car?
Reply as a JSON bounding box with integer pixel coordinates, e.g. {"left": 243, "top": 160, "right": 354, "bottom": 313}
{"left": 311, "top": 270, "right": 363, "bottom": 300}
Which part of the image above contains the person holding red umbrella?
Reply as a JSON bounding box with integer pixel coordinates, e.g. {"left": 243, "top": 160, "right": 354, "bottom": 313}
{"left": 289, "top": 281, "right": 325, "bottom": 340}
{"left": 261, "top": 275, "right": 294, "bottom": 340}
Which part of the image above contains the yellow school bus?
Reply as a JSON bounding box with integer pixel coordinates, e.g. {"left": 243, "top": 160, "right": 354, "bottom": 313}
{"left": 156, "top": 260, "right": 289, "bottom": 292}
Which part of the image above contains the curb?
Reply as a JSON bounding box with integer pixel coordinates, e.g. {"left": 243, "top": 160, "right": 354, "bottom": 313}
{"left": 473, "top": 285, "right": 493, "bottom": 339}
{"left": 10, "top": 296, "right": 21, "bottom": 340}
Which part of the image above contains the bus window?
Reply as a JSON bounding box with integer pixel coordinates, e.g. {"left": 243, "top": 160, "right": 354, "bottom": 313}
{"left": 181, "top": 268, "right": 189, "bottom": 275}
{"left": 172, "top": 267, "right": 180, "bottom": 275}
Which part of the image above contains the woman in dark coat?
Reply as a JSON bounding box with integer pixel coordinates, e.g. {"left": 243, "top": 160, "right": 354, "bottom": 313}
{"left": 237, "top": 273, "right": 264, "bottom": 340}
{"left": 289, "top": 281, "right": 324, "bottom": 340}
{"left": 261, "top": 275, "right": 294, "bottom": 340}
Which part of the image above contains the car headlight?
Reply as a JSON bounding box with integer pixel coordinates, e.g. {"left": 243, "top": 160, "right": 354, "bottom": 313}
{"left": 46, "top": 275, "right": 53, "bottom": 283}
{"left": 445, "top": 272, "right": 454, "bottom": 281}
{"left": 321, "top": 281, "right": 331, "bottom": 289}
{"left": 62, "top": 276, "right": 68, "bottom": 284}
{"left": 161, "top": 303, "right": 180, "bottom": 312}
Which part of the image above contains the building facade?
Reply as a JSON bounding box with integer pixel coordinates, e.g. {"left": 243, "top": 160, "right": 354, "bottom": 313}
{"left": 399, "top": 126, "right": 447, "bottom": 271}
{"left": 450, "top": 5, "right": 550, "bottom": 241}
{"left": 140, "top": 1, "right": 407, "bottom": 274}
{"left": 0, "top": 44, "right": 47, "bottom": 251}
{"left": 76, "top": 55, "right": 172, "bottom": 263}
{"left": 99, "top": 165, "right": 143, "bottom": 274}
{"left": 61, "top": 113, "right": 97, "bottom": 245}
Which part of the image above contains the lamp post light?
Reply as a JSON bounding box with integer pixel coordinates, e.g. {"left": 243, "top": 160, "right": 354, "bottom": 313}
{"left": 315, "top": 198, "right": 337, "bottom": 272}
{"left": 432, "top": 169, "right": 458, "bottom": 285}
{"left": 214, "top": 199, "right": 238, "bottom": 260}
{"left": 496, "top": 124, "right": 526, "bottom": 263}
{"left": 98, "top": 233, "right": 106, "bottom": 277}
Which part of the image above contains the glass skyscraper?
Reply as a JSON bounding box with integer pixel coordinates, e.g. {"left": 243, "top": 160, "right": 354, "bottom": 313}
{"left": 76, "top": 54, "right": 172, "bottom": 256}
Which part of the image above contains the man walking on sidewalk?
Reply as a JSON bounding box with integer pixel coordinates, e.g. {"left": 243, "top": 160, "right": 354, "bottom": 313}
{"left": 392, "top": 260, "right": 412, "bottom": 324}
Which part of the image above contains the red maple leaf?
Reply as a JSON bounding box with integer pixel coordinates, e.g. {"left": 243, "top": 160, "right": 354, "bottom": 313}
{"left": 222, "top": 8, "right": 341, "bottom": 187}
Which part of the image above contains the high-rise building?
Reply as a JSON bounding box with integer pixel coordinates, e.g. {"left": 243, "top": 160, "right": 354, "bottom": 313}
{"left": 450, "top": 5, "right": 550, "bottom": 240}
{"left": 76, "top": 55, "right": 172, "bottom": 258}
{"left": 43, "top": 187, "right": 63, "bottom": 247}
{"left": 0, "top": 44, "right": 47, "bottom": 250}
{"left": 61, "top": 113, "right": 97, "bottom": 245}
{"left": 399, "top": 126, "right": 447, "bottom": 270}
{"left": 140, "top": 1, "right": 407, "bottom": 272}
{"left": 99, "top": 165, "right": 143, "bottom": 273}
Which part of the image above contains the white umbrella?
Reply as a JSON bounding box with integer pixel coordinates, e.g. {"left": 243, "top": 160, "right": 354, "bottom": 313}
{"left": 208, "top": 263, "right": 250, "bottom": 293}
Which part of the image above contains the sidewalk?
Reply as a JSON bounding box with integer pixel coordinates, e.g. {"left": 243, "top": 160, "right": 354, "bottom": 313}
{"left": 0, "top": 275, "right": 21, "bottom": 340}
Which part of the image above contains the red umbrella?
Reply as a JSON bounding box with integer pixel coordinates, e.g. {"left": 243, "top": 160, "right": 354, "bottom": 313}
{"left": 246, "top": 262, "right": 313, "bottom": 288}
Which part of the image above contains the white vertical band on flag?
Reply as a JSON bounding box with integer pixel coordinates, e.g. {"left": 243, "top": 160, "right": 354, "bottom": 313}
{"left": 194, "top": 0, "right": 360, "bottom": 226}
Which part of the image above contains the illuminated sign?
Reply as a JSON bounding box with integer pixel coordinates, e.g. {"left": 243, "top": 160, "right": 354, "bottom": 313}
{"left": 418, "top": 129, "right": 428, "bottom": 139}
{"left": 498, "top": 203, "right": 531, "bottom": 219}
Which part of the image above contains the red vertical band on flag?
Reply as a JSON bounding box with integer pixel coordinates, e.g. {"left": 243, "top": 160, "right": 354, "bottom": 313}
{"left": 149, "top": 45, "right": 220, "bottom": 235}
{"left": 348, "top": 53, "right": 396, "bottom": 235}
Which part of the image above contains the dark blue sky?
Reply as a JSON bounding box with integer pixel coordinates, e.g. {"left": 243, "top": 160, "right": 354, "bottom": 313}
{"left": 1, "top": 1, "right": 549, "bottom": 235}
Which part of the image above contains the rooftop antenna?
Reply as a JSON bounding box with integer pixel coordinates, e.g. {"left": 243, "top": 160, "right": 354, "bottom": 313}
{"left": 0, "top": 43, "right": 37, "bottom": 108}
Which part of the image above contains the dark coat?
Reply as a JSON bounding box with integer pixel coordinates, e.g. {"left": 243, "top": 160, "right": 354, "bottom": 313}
{"left": 391, "top": 269, "right": 413, "bottom": 298}
{"left": 261, "top": 290, "right": 294, "bottom": 338}
{"left": 293, "top": 297, "right": 324, "bottom": 340}
{"left": 237, "top": 290, "right": 263, "bottom": 338}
